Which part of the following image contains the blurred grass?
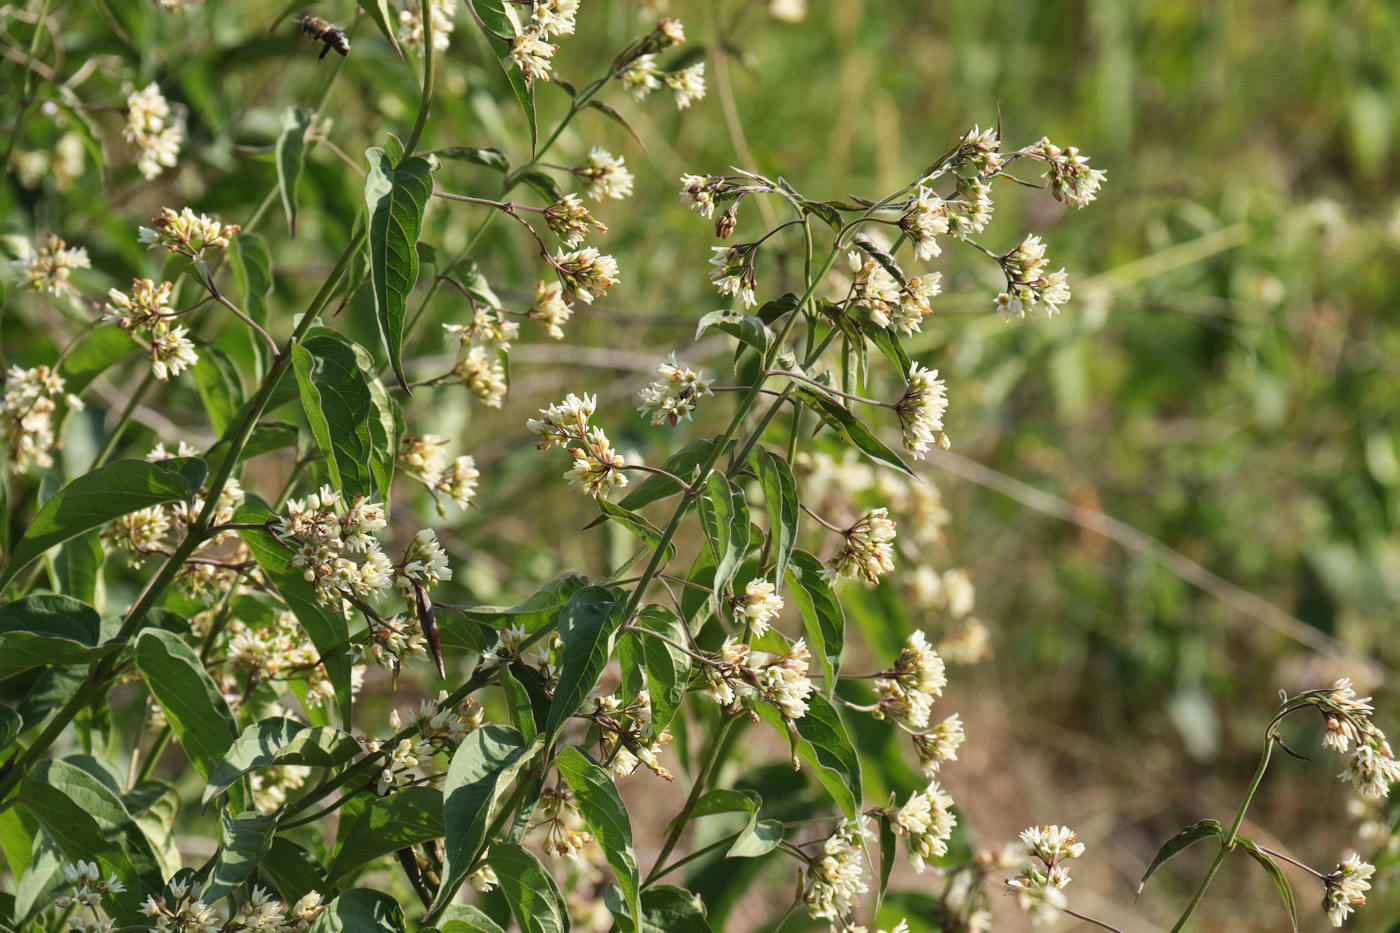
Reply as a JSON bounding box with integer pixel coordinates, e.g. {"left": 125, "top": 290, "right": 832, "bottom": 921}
{"left": 5, "top": 0, "right": 1400, "bottom": 928}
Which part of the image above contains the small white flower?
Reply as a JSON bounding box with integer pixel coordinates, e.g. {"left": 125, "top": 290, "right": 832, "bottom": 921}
{"left": 577, "top": 148, "right": 635, "bottom": 201}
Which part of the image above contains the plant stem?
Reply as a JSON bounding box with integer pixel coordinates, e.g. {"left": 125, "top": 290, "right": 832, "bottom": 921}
{"left": 0, "top": 0, "right": 55, "bottom": 173}
{"left": 91, "top": 369, "right": 157, "bottom": 467}
{"left": 1170, "top": 733, "right": 1276, "bottom": 932}
{"left": 644, "top": 712, "right": 739, "bottom": 886}
{"left": 401, "top": 0, "right": 437, "bottom": 159}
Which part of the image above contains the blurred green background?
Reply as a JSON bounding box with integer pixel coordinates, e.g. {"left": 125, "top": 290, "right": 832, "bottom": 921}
{"left": 5, "top": 0, "right": 1400, "bottom": 929}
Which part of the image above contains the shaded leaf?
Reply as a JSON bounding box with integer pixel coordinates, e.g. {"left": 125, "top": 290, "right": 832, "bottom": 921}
{"left": 135, "top": 630, "right": 239, "bottom": 799}
{"left": 204, "top": 811, "right": 276, "bottom": 903}
{"left": 754, "top": 693, "right": 861, "bottom": 819}
{"left": 1235, "top": 835, "right": 1298, "bottom": 932}
{"left": 365, "top": 145, "right": 433, "bottom": 390}
{"left": 356, "top": 0, "right": 404, "bottom": 58}
{"left": 695, "top": 309, "right": 772, "bottom": 356}
{"left": 330, "top": 786, "right": 445, "bottom": 884}
{"left": 311, "top": 887, "right": 406, "bottom": 932}
{"left": 639, "top": 886, "right": 710, "bottom": 932}
{"left": 489, "top": 843, "right": 568, "bottom": 933}
{"left": 597, "top": 499, "right": 676, "bottom": 562}
{"left": 292, "top": 330, "right": 376, "bottom": 501}
{"left": 545, "top": 587, "right": 624, "bottom": 746}
{"left": 1136, "top": 820, "right": 1223, "bottom": 894}
{"left": 259, "top": 837, "right": 326, "bottom": 908}
{"left": 697, "top": 472, "right": 748, "bottom": 599}
{"left": 784, "top": 550, "right": 844, "bottom": 690}
{"left": 618, "top": 439, "right": 717, "bottom": 510}
{"left": 432, "top": 147, "right": 510, "bottom": 172}
{"left": 277, "top": 107, "right": 313, "bottom": 235}
{"left": 753, "top": 448, "right": 798, "bottom": 586}
{"left": 205, "top": 717, "right": 359, "bottom": 806}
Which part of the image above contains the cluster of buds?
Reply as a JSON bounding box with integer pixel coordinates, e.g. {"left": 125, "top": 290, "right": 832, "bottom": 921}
{"left": 124, "top": 83, "right": 183, "bottom": 179}
{"left": 824, "top": 507, "right": 898, "bottom": 584}
{"left": 995, "top": 234, "right": 1070, "bottom": 321}
{"left": 887, "top": 781, "right": 958, "bottom": 872}
{"left": 948, "top": 125, "right": 1003, "bottom": 177}
{"left": 103, "top": 278, "right": 198, "bottom": 381}
{"left": 480, "top": 622, "right": 552, "bottom": 669}
{"left": 1029, "top": 137, "right": 1107, "bottom": 208}
{"left": 1005, "top": 825, "right": 1086, "bottom": 925}
{"left": 874, "top": 630, "right": 947, "bottom": 731}
{"left": 544, "top": 194, "right": 606, "bottom": 248}
{"left": 551, "top": 246, "right": 620, "bottom": 305}
{"left": 399, "top": 434, "right": 480, "bottom": 511}
{"left": 0, "top": 363, "right": 82, "bottom": 472}
{"left": 537, "top": 787, "right": 598, "bottom": 860}
{"left": 506, "top": 0, "right": 580, "bottom": 83}
{"left": 1323, "top": 852, "right": 1376, "bottom": 926}
{"left": 593, "top": 692, "right": 673, "bottom": 780}
{"left": 528, "top": 393, "right": 628, "bottom": 498}
{"left": 445, "top": 307, "right": 515, "bottom": 408}
{"left": 729, "top": 578, "right": 785, "bottom": 637}
{"left": 398, "top": 0, "right": 456, "bottom": 54}
{"left": 708, "top": 243, "right": 759, "bottom": 307}
{"left": 636, "top": 353, "right": 714, "bottom": 426}
{"left": 616, "top": 19, "right": 704, "bottom": 109}
{"left": 572, "top": 148, "right": 635, "bottom": 201}
{"left": 678, "top": 169, "right": 785, "bottom": 237}
{"left": 804, "top": 821, "right": 870, "bottom": 925}
{"left": 224, "top": 611, "right": 332, "bottom": 695}
{"left": 138, "top": 206, "right": 240, "bottom": 257}
{"left": 527, "top": 280, "right": 572, "bottom": 339}
{"left": 11, "top": 233, "right": 90, "bottom": 296}
{"left": 1303, "top": 679, "right": 1400, "bottom": 799}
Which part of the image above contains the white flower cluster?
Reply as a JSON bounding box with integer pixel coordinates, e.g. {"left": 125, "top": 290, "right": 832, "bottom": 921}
{"left": 527, "top": 280, "right": 572, "bottom": 338}
{"left": 141, "top": 879, "right": 324, "bottom": 933}
{"left": 846, "top": 250, "right": 940, "bottom": 334}
{"left": 400, "top": 434, "right": 480, "bottom": 510}
{"left": 365, "top": 693, "right": 484, "bottom": 793}
{"left": 55, "top": 860, "right": 125, "bottom": 931}
{"left": 913, "top": 713, "right": 966, "bottom": 778}
{"left": 574, "top": 148, "right": 634, "bottom": 201}
{"left": 528, "top": 393, "right": 628, "bottom": 498}
{"left": 804, "top": 821, "right": 869, "bottom": 924}
{"left": 104, "top": 278, "right": 198, "bottom": 381}
{"left": 1323, "top": 852, "right": 1375, "bottom": 927}
{"left": 995, "top": 234, "right": 1070, "bottom": 321}
{"left": 617, "top": 19, "right": 705, "bottom": 109}
{"left": 705, "top": 635, "right": 814, "bottom": 721}
{"left": 825, "top": 507, "right": 897, "bottom": 584}
{"left": 1310, "top": 678, "right": 1400, "bottom": 799}
{"left": 552, "top": 246, "right": 621, "bottom": 305}
{"left": 709, "top": 243, "right": 758, "bottom": 307}
{"left": 874, "top": 630, "right": 947, "bottom": 731}
{"left": 0, "top": 364, "right": 82, "bottom": 472}
{"left": 637, "top": 353, "right": 713, "bottom": 426}
{"left": 444, "top": 306, "right": 515, "bottom": 408}
{"left": 1032, "top": 137, "right": 1107, "bottom": 208}
{"left": 224, "top": 610, "right": 361, "bottom": 715}
{"left": 593, "top": 692, "right": 673, "bottom": 780}
{"left": 894, "top": 363, "right": 949, "bottom": 457}
{"left": 398, "top": 0, "right": 457, "bottom": 53}
{"left": 899, "top": 188, "right": 951, "bottom": 261}
{"left": 124, "top": 83, "right": 183, "bottom": 179}
{"left": 249, "top": 764, "right": 312, "bottom": 815}
{"left": 1005, "top": 825, "right": 1085, "bottom": 926}
{"left": 891, "top": 781, "right": 957, "bottom": 872}
{"left": 731, "top": 578, "right": 784, "bottom": 637}
{"left": 11, "top": 233, "right": 90, "bottom": 295}
{"left": 545, "top": 193, "right": 606, "bottom": 247}
{"left": 506, "top": 0, "right": 580, "bottom": 83}
{"left": 138, "top": 206, "right": 240, "bottom": 257}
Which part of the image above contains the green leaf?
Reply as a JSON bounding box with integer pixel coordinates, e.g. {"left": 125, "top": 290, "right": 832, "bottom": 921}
{"left": 661, "top": 789, "right": 779, "bottom": 859}
{"left": 438, "top": 573, "right": 588, "bottom": 651}
{"left": 355, "top": 0, "right": 404, "bottom": 57}
{"left": 597, "top": 499, "right": 677, "bottom": 562}
{"left": 235, "top": 496, "right": 353, "bottom": 726}
{"left": 49, "top": 529, "right": 104, "bottom": 604}
{"left": 259, "top": 837, "right": 326, "bottom": 908}
{"left": 16, "top": 760, "right": 163, "bottom": 924}
{"left": 1136, "top": 820, "right": 1224, "bottom": 895}
{"left": 629, "top": 605, "right": 690, "bottom": 736}
{"left": 638, "top": 886, "right": 711, "bottom": 932}
{"left": 435, "top": 726, "right": 541, "bottom": 914}
{"left": 545, "top": 587, "right": 624, "bottom": 746}
{"left": 242, "top": 422, "right": 301, "bottom": 460}
{"left": 557, "top": 747, "right": 640, "bottom": 925}
{"left": 489, "top": 843, "right": 568, "bottom": 933}
{"left": 365, "top": 146, "right": 433, "bottom": 391}
{"left": 796, "top": 387, "right": 915, "bottom": 477}
{"left": 497, "top": 665, "right": 539, "bottom": 741}
{"left": 292, "top": 330, "right": 377, "bottom": 501}
{"left": 784, "top": 550, "right": 844, "bottom": 689}
{"left": 1235, "top": 835, "right": 1298, "bottom": 932}
{"left": 124, "top": 780, "right": 182, "bottom": 878}
{"left": 727, "top": 819, "right": 784, "bottom": 858}
{"left": 361, "top": 354, "right": 399, "bottom": 505}
{"left": 204, "top": 811, "right": 276, "bottom": 903}
{"left": 310, "top": 888, "right": 406, "bottom": 933}
{"left": 438, "top": 905, "right": 508, "bottom": 933}
{"left": 277, "top": 107, "right": 312, "bottom": 235}
{"left": 695, "top": 310, "right": 773, "bottom": 356}
{"left": 472, "top": 1, "right": 537, "bottom": 151}
{"left": 876, "top": 819, "right": 896, "bottom": 912}
{"left": 229, "top": 233, "right": 273, "bottom": 325}
{"left": 586, "top": 99, "right": 645, "bottom": 148}
{"left": 135, "top": 630, "right": 238, "bottom": 792}
{"left": 0, "top": 704, "right": 19, "bottom": 753}
{"left": 431, "top": 147, "right": 510, "bottom": 172}
{"left": 0, "top": 457, "right": 207, "bottom": 589}
{"left": 192, "top": 345, "right": 245, "bottom": 436}
{"left": 618, "top": 439, "right": 717, "bottom": 511}
{"left": 516, "top": 170, "right": 562, "bottom": 204}
{"left": 61, "top": 326, "right": 136, "bottom": 396}
{"left": 797, "top": 199, "right": 843, "bottom": 230}
{"left": 865, "top": 324, "right": 912, "bottom": 379}
{"left": 0, "top": 593, "right": 111, "bottom": 677}
{"left": 330, "top": 786, "right": 445, "bottom": 884}
{"left": 754, "top": 693, "right": 861, "bottom": 819}
{"left": 754, "top": 448, "right": 799, "bottom": 586}
{"left": 697, "top": 472, "right": 749, "bottom": 599}
{"left": 205, "top": 717, "right": 359, "bottom": 806}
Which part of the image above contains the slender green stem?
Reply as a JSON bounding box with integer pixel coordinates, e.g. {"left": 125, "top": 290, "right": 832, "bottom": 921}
{"left": 1, "top": 0, "right": 56, "bottom": 173}
{"left": 132, "top": 727, "right": 171, "bottom": 786}
{"left": 1170, "top": 734, "right": 1276, "bottom": 932}
{"left": 648, "top": 828, "right": 745, "bottom": 880}
{"left": 644, "top": 713, "right": 739, "bottom": 886}
{"left": 401, "top": 0, "right": 437, "bottom": 159}
{"left": 91, "top": 370, "right": 157, "bottom": 468}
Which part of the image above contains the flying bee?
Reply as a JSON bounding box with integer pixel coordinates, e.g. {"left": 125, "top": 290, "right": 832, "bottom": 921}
{"left": 295, "top": 13, "right": 350, "bottom": 59}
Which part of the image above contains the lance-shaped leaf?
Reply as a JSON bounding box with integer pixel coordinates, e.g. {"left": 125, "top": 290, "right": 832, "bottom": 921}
{"left": 784, "top": 550, "right": 844, "bottom": 690}
{"left": 235, "top": 496, "right": 353, "bottom": 726}
{"left": 622, "top": 605, "right": 690, "bottom": 737}
{"left": 544, "top": 587, "right": 624, "bottom": 746}
{"left": 597, "top": 499, "right": 677, "bottom": 562}
{"left": 204, "top": 717, "right": 359, "bottom": 806}
{"left": 228, "top": 232, "right": 273, "bottom": 325}
{"left": 431, "top": 147, "right": 510, "bottom": 172}
{"left": 277, "top": 107, "right": 312, "bottom": 235}
{"left": 365, "top": 145, "right": 433, "bottom": 390}
{"left": 639, "top": 887, "right": 711, "bottom": 932}
{"left": 0, "top": 594, "right": 111, "bottom": 677}
{"left": 313, "top": 888, "right": 407, "bottom": 932}
{"left": 489, "top": 844, "right": 568, "bottom": 933}
{"left": 434, "top": 726, "right": 542, "bottom": 916}
{"left": 356, "top": 0, "right": 404, "bottom": 57}
{"left": 795, "top": 386, "right": 915, "bottom": 477}
{"left": 754, "top": 693, "right": 861, "bottom": 820}
{"left": 292, "top": 330, "right": 376, "bottom": 501}
{"left": 191, "top": 346, "right": 244, "bottom": 436}
{"left": 471, "top": 1, "right": 538, "bottom": 152}
{"left": 1137, "top": 820, "right": 1223, "bottom": 896}
{"left": 437, "top": 906, "right": 508, "bottom": 933}
{"left": 0, "top": 457, "right": 207, "bottom": 589}
{"left": 330, "top": 786, "right": 445, "bottom": 884}
{"left": 1235, "top": 834, "right": 1298, "bottom": 932}
{"left": 437, "top": 572, "right": 588, "bottom": 652}
{"left": 260, "top": 837, "right": 325, "bottom": 909}
{"left": 695, "top": 310, "right": 773, "bottom": 357}
{"left": 202, "top": 811, "right": 276, "bottom": 904}
{"left": 135, "top": 630, "right": 239, "bottom": 805}
{"left": 557, "top": 747, "right": 640, "bottom": 925}
{"left": 663, "top": 789, "right": 782, "bottom": 860}
{"left": 754, "top": 448, "right": 799, "bottom": 586}
{"left": 697, "top": 472, "right": 749, "bottom": 599}
{"left": 618, "top": 438, "right": 717, "bottom": 510}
